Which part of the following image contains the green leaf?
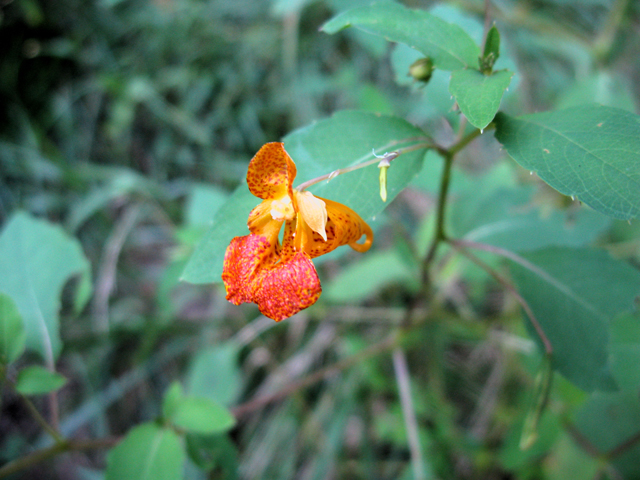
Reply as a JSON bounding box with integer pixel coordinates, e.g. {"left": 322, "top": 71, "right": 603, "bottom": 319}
{"left": 574, "top": 392, "right": 640, "bottom": 478}
{"left": 321, "top": 2, "right": 480, "bottom": 71}
{"left": 609, "top": 312, "right": 640, "bottom": 392}
{"left": 171, "top": 397, "right": 236, "bottom": 435}
{"left": 186, "top": 342, "right": 242, "bottom": 406}
{"left": 0, "top": 293, "right": 26, "bottom": 364}
{"left": 106, "top": 423, "right": 185, "bottom": 480}
{"left": 449, "top": 69, "right": 513, "bottom": 130}
{"left": 162, "top": 380, "right": 236, "bottom": 435}
{"left": 324, "top": 250, "right": 417, "bottom": 303}
{"left": 450, "top": 187, "right": 611, "bottom": 251}
{"left": 162, "top": 382, "right": 185, "bottom": 420}
{"left": 180, "top": 186, "right": 256, "bottom": 285}
{"left": 185, "top": 433, "right": 238, "bottom": 477}
{"left": 509, "top": 247, "right": 640, "bottom": 391}
{"left": 184, "top": 184, "right": 228, "bottom": 228}
{"left": 495, "top": 106, "right": 640, "bottom": 220}
{"left": 182, "top": 110, "right": 428, "bottom": 284}
{"left": 15, "top": 365, "right": 67, "bottom": 395}
{"left": 357, "top": 83, "right": 395, "bottom": 114}
{"left": 0, "top": 212, "right": 92, "bottom": 361}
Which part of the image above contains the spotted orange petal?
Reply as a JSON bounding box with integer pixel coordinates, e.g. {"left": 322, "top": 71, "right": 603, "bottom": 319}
{"left": 246, "top": 142, "right": 297, "bottom": 200}
{"left": 247, "top": 199, "right": 281, "bottom": 238}
{"left": 295, "top": 197, "right": 373, "bottom": 258}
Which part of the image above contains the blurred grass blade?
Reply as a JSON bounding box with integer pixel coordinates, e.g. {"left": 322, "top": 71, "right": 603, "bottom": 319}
{"left": 520, "top": 356, "right": 553, "bottom": 450}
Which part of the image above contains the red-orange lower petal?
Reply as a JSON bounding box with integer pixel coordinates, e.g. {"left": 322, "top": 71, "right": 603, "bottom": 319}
{"left": 222, "top": 234, "right": 275, "bottom": 305}
{"left": 222, "top": 234, "right": 321, "bottom": 322}
{"left": 254, "top": 252, "right": 321, "bottom": 321}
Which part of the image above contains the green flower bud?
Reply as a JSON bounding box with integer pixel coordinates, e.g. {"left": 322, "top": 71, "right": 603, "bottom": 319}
{"left": 409, "top": 57, "right": 434, "bottom": 84}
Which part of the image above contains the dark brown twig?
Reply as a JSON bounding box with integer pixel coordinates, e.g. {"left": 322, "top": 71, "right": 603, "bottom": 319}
{"left": 0, "top": 437, "right": 119, "bottom": 479}
{"left": 231, "top": 334, "right": 398, "bottom": 418}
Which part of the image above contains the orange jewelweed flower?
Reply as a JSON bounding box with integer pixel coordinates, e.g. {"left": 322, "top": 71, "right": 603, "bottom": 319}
{"left": 222, "top": 142, "right": 373, "bottom": 321}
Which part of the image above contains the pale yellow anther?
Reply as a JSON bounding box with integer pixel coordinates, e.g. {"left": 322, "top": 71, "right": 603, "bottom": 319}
{"left": 270, "top": 195, "right": 295, "bottom": 221}
{"left": 295, "top": 190, "right": 328, "bottom": 241}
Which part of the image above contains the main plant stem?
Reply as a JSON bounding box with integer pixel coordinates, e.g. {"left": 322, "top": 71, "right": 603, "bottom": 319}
{"left": 420, "top": 126, "right": 484, "bottom": 283}
{"left": 422, "top": 152, "right": 453, "bottom": 277}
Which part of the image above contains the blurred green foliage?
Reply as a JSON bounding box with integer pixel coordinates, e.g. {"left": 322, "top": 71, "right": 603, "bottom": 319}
{"left": 1, "top": 0, "right": 640, "bottom": 479}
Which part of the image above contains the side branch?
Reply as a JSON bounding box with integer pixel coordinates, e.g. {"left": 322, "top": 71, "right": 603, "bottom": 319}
{"left": 448, "top": 239, "right": 553, "bottom": 356}
{"left": 295, "top": 137, "right": 433, "bottom": 191}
